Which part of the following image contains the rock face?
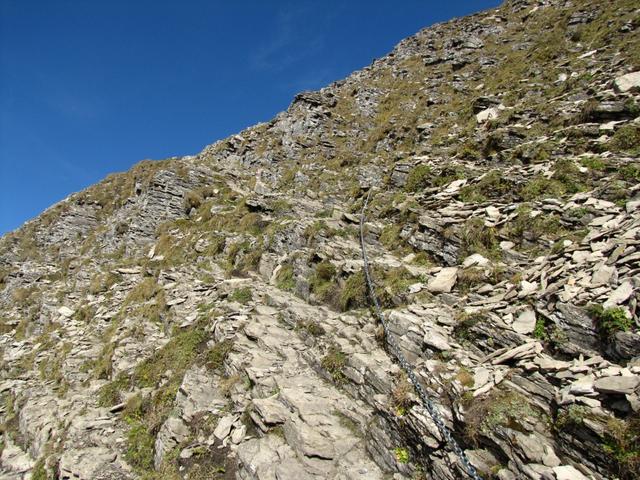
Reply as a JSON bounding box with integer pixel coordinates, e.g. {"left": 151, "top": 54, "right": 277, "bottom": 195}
{"left": 1, "top": 0, "right": 640, "bottom": 479}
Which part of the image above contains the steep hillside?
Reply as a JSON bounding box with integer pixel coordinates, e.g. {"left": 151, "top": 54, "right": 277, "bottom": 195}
{"left": 1, "top": 0, "right": 640, "bottom": 479}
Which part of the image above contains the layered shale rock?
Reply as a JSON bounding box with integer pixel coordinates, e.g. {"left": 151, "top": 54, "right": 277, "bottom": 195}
{"left": 1, "top": 0, "right": 640, "bottom": 479}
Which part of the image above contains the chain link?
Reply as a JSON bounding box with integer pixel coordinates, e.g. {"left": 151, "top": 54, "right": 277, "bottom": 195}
{"left": 359, "top": 190, "right": 483, "bottom": 480}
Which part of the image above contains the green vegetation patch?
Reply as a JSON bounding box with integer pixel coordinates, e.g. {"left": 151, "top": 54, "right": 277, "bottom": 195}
{"left": 275, "top": 264, "right": 296, "bottom": 292}
{"left": 229, "top": 286, "right": 253, "bottom": 304}
{"left": 405, "top": 164, "right": 432, "bottom": 192}
{"left": 610, "top": 125, "right": 640, "bottom": 155}
{"left": 459, "top": 170, "right": 514, "bottom": 204}
{"left": 321, "top": 345, "right": 347, "bottom": 384}
{"left": 465, "top": 390, "right": 538, "bottom": 444}
{"left": 588, "top": 305, "right": 633, "bottom": 338}
{"left": 458, "top": 217, "right": 501, "bottom": 260}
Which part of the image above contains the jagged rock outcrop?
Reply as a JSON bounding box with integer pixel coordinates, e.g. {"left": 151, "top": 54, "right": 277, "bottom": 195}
{"left": 1, "top": 0, "right": 639, "bottom": 479}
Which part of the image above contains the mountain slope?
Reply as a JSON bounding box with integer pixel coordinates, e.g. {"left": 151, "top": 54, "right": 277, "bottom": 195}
{"left": 1, "top": 0, "right": 640, "bottom": 479}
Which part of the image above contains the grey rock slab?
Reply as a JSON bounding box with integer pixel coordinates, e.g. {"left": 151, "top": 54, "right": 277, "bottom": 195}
{"left": 553, "top": 465, "right": 590, "bottom": 480}
{"left": 476, "top": 105, "right": 503, "bottom": 123}
{"left": 594, "top": 375, "right": 640, "bottom": 395}
{"left": 0, "top": 438, "right": 34, "bottom": 473}
{"left": 462, "top": 253, "right": 491, "bottom": 268}
{"left": 512, "top": 308, "right": 536, "bottom": 335}
{"left": 613, "top": 71, "right": 640, "bottom": 92}
{"left": 604, "top": 281, "right": 634, "bottom": 308}
{"left": 58, "top": 306, "right": 75, "bottom": 318}
{"left": 252, "top": 397, "right": 290, "bottom": 425}
{"left": 591, "top": 264, "right": 616, "bottom": 287}
{"left": 490, "top": 341, "right": 543, "bottom": 365}
{"left": 427, "top": 267, "right": 458, "bottom": 293}
{"left": 283, "top": 416, "right": 335, "bottom": 460}
{"left": 423, "top": 328, "right": 451, "bottom": 351}
{"left": 58, "top": 447, "right": 119, "bottom": 480}
{"left": 214, "top": 414, "right": 238, "bottom": 440}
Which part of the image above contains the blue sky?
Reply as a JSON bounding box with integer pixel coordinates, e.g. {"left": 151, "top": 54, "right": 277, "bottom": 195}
{"left": 0, "top": 0, "right": 500, "bottom": 235}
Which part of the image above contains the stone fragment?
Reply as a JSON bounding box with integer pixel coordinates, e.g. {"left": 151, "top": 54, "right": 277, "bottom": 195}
{"left": 253, "top": 397, "right": 289, "bottom": 425}
{"left": 58, "top": 306, "right": 75, "bottom": 318}
{"left": 604, "top": 281, "right": 634, "bottom": 308}
{"left": 491, "top": 342, "right": 542, "bottom": 365}
{"left": 427, "top": 267, "right": 458, "bottom": 293}
{"left": 59, "top": 447, "right": 117, "bottom": 480}
{"left": 476, "top": 105, "right": 504, "bottom": 123}
{"left": 553, "top": 465, "right": 590, "bottom": 480}
{"left": 463, "top": 253, "right": 490, "bottom": 268}
{"left": 512, "top": 308, "right": 536, "bottom": 335}
{"left": 613, "top": 71, "right": 640, "bottom": 92}
{"left": 214, "top": 414, "right": 237, "bottom": 440}
{"left": 591, "top": 264, "right": 616, "bottom": 287}
{"left": 518, "top": 280, "right": 538, "bottom": 298}
{"left": 594, "top": 375, "right": 640, "bottom": 395}
{"left": 423, "top": 329, "right": 451, "bottom": 351}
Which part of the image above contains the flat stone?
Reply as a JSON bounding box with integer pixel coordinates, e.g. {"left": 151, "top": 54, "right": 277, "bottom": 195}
{"left": 253, "top": 397, "right": 289, "bottom": 425}
{"left": 569, "top": 376, "right": 595, "bottom": 395}
{"left": 591, "top": 264, "right": 616, "bottom": 287}
{"left": 58, "top": 306, "right": 75, "bottom": 318}
{"left": 476, "top": 105, "right": 503, "bottom": 123}
{"left": 463, "top": 253, "right": 490, "bottom": 268}
{"left": 613, "top": 71, "right": 640, "bottom": 93}
{"left": 553, "top": 465, "right": 590, "bottom": 480}
{"left": 115, "top": 266, "right": 142, "bottom": 274}
{"left": 423, "top": 329, "right": 451, "bottom": 351}
{"left": 594, "top": 375, "right": 640, "bottom": 395}
{"left": 214, "top": 414, "right": 238, "bottom": 440}
{"left": 59, "top": 447, "right": 117, "bottom": 480}
{"left": 604, "top": 281, "right": 634, "bottom": 308}
{"left": 427, "top": 267, "right": 458, "bottom": 293}
{"left": 512, "top": 308, "right": 536, "bottom": 335}
{"left": 518, "top": 280, "right": 538, "bottom": 298}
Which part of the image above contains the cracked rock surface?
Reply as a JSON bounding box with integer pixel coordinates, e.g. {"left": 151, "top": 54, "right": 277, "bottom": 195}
{"left": 1, "top": 0, "right": 640, "bottom": 479}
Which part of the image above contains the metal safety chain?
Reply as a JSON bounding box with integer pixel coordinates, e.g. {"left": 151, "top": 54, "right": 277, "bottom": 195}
{"left": 359, "top": 189, "right": 483, "bottom": 480}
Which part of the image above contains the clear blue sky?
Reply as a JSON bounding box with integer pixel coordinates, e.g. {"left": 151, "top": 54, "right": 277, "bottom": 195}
{"left": 0, "top": 0, "right": 500, "bottom": 235}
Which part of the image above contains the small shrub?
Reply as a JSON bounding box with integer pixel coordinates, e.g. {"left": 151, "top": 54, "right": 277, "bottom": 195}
{"left": 339, "top": 271, "right": 369, "bottom": 311}
{"left": 309, "top": 262, "right": 338, "bottom": 303}
{"left": 521, "top": 176, "right": 565, "bottom": 200}
{"left": 230, "top": 286, "right": 253, "bottom": 304}
{"left": 393, "top": 447, "right": 410, "bottom": 464}
{"left": 125, "top": 420, "right": 155, "bottom": 471}
{"left": 619, "top": 164, "right": 640, "bottom": 182}
{"left": 610, "top": 125, "right": 640, "bottom": 154}
{"left": 580, "top": 156, "right": 607, "bottom": 171}
{"left": 183, "top": 190, "right": 203, "bottom": 214}
{"left": 379, "top": 224, "right": 403, "bottom": 249}
{"left": 275, "top": 265, "right": 295, "bottom": 292}
{"left": 505, "top": 206, "right": 564, "bottom": 246}
{"left": 206, "top": 339, "right": 234, "bottom": 371}
{"left": 587, "top": 305, "right": 633, "bottom": 338}
{"left": 465, "top": 390, "right": 537, "bottom": 444}
{"left": 133, "top": 327, "right": 207, "bottom": 387}
{"left": 321, "top": 346, "right": 347, "bottom": 383}
{"left": 458, "top": 217, "right": 500, "bottom": 260}
{"left": 603, "top": 416, "right": 640, "bottom": 479}
{"left": 533, "top": 318, "right": 547, "bottom": 340}
{"left": 405, "top": 164, "right": 432, "bottom": 192}
{"left": 457, "top": 267, "right": 486, "bottom": 293}
{"left": 459, "top": 170, "right": 514, "bottom": 203}
{"left": 392, "top": 373, "right": 413, "bottom": 413}
{"left": 453, "top": 312, "right": 486, "bottom": 341}
{"left": 552, "top": 159, "right": 586, "bottom": 194}
{"left": 125, "top": 277, "right": 160, "bottom": 305}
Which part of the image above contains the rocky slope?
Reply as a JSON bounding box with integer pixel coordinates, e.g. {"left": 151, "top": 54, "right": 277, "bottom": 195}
{"left": 2, "top": 0, "right": 640, "bottom": 479}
